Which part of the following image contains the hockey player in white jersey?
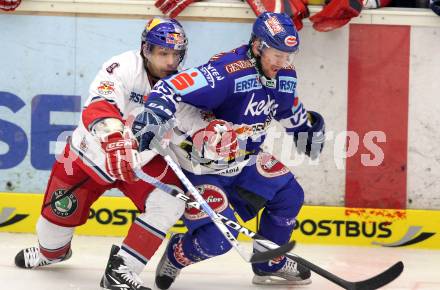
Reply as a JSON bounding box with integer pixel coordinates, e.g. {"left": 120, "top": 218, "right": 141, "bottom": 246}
{"left": 14, "top": 17, "right": 189, "bottom": 290}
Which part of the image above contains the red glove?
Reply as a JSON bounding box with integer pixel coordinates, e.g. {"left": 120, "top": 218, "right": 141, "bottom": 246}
{"left": 1, "top": 0, "right": 21, "bottom": 11}
{"left": 101, "top": 130, "right": 140, "bottom": 183}
{"left": 245, "top": 0, "right": 309, "bottom": 30}
{"left": 155, "top": 0, "right": 198, "bottom": 18}
{"left": 192, "top": 120, "right": 238, "bottom": 160}
{"left": 309, "top": 0, "right": 363, "bottom": 32}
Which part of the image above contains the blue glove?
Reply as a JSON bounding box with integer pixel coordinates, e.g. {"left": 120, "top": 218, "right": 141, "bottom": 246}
{"left": 293, "top": 111, "right": 325, "bottom": 160}
{"left": 431, "top": 0, "right": 440, "bottom": 16}
{"left": 132, "top": 108, "right": 174, "bottom": 152}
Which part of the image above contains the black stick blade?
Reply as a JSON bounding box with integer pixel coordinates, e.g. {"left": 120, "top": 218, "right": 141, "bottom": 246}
{"left": 351, "top": 261, "right": 404, "bottom": 290}
{"left": 249, "top": 241, "right": 295, "bottom": 263}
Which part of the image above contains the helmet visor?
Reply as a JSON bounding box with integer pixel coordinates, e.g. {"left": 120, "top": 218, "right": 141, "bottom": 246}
{"left": 144, "top": 44, "right": 186, "bottom": 77}
{"left": 261, "top": 45, "right": 297, "bottom": 68}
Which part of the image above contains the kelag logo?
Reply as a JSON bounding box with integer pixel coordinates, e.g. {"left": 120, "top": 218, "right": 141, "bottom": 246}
{"left": 0, "top": 208, "right": 28, "bottom": 227}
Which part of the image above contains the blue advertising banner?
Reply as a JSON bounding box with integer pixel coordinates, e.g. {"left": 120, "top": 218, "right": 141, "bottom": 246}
{"left": 0, "top": 14, "right": 251, "bottom": 193}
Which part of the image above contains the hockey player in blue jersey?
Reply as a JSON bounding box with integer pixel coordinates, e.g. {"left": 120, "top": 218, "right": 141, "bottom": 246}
{"left": 134, "top": 12, "right": 325, "bottom": 288}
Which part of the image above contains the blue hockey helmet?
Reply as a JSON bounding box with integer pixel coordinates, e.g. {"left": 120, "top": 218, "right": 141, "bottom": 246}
{"left": 141, "top": 17, "right": 188, "bottom": 51}
{"left": 252, "top": 12, "right": 299, "bottom": 53}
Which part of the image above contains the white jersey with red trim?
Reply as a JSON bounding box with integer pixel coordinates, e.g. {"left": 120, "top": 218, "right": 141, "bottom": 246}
{"left": 69, "top": 50, "right": 208, "bottom": 184}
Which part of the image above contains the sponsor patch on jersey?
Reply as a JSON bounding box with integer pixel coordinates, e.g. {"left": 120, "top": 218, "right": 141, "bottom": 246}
{"left": 224, "top": 59, "right": 254, "bottom": 74}
{"left": 184, "top": 184, "right": 228, "bottom": 220}
{"left": 244, "top": 93, "right": 279, "bottom": 117}
{"left": 97, "top": 81, "right": 114, "bottom": 95}
{"left": 234, "top": 74, "right": 262, "bottom": 93}
{"left": 278, "top": 76, "right": 297, "bottom": 94}
{"left": 200, "top": 63, "right": 225, "bottom": 88}
{"left": 235, "top": 122, "right": 269, "bottom": 140}
{"left": 265, "top": 16, "right": 285, "bottom": 36}
{"left": 50, "top": 189, "right": 78, "bottom": 217}
{"left": 284, "top": 35, "right": 298, "bottom": 47}
{"left": 166, "top": 68, "right": 208, "bottom": 95}
{"left": 256, "top": 152, "right": 289, "bottom": 178}
{"left": 129, "top": 91, "right": 146, "bottom": 104}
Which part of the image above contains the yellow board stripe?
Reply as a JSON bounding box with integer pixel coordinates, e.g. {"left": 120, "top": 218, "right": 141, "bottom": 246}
{"left": 1, "top": 193, "right": 438, "bottom": 249}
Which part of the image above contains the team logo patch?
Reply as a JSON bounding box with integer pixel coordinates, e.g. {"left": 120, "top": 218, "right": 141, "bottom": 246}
{"left": 97, "top": 81, "right": 114, "bottom": 95}
{"left": 50, "top": 189, "right": 78, "bottom": 217}
{"left": 184, "top": 184, "right": 228, "bottom": 220}
{"left": 256, "top": 152, "right": 289, "bottom": 178}
{"left": 284, "top": 35, "right": 298, "bottom": 47}
{"left": 265, "top": 16, "right": 285, "bottom": 36}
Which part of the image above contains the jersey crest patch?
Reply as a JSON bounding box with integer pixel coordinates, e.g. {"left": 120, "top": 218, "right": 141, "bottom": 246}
{"left": 256, "top": 152, "right": 289, "bottom": 178}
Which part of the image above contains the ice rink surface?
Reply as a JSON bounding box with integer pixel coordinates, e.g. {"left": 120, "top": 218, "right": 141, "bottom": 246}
{"left": 0, "top": 232, "right": 439, "bottom": 290}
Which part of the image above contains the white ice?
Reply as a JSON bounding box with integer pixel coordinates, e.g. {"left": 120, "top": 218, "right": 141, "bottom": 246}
{"left": 0, "top": 232, "right": 439, "bottom": 290}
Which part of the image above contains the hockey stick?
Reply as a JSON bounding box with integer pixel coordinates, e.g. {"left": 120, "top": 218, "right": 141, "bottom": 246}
{"left": 134, "top": 163, "right": 293, "bottom": 264}
{"left": 135, "top": 166, "right": 404, "bottom": 289}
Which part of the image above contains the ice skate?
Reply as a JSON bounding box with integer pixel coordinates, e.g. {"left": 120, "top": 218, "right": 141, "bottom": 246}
{"left": 15, "top": 246, "right": 72, "bottom": 269}
{"left": 100, "top": 245, "right": 151, "bottom": 290}
{"left": 252, "top": 255, "right": 312, "bottom": 285}
{"left": 155, "top": 234, "right": 183, "bottom": 290}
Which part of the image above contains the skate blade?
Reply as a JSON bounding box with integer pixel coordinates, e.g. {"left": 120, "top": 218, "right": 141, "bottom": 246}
{"left": 252, "top": 275, "right": 312, "bottom": 286}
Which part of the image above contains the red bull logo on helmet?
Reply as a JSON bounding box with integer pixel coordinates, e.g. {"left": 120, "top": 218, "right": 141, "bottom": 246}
{"left": 166, "top": 33, "right": 185, "bottom": 46}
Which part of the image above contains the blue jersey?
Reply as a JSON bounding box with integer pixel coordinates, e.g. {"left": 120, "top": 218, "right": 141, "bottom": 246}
{"left": 146, "top": 45, "right": 309, "bottom": 156}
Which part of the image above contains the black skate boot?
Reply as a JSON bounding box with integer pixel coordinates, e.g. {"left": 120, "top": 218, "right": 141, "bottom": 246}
{"left": 155, "top": 234, "right": 184, "bottom": 290}
{"left": 252, "top": 255, "right": 312, "bottom": 285}
{"left": 15, "top": 246, "right": 72, "bottom": 269}
{"left": 100, "top": 245, "right": 151, "bottom": 290}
